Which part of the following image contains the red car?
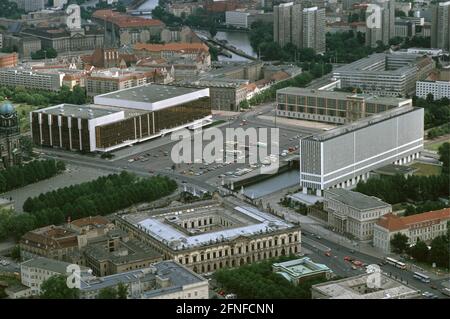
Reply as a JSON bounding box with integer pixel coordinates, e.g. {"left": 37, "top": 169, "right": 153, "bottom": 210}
{"left": 344, "top": 256, "right": 353, "bottom": 262}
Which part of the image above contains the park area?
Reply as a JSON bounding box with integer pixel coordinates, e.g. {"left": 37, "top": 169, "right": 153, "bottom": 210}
{"left": 410, "top": 162, "right": 442, "bottom": 176}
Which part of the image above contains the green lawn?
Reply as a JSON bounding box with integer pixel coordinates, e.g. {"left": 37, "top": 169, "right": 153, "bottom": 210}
{"left": 425, "top": 140, "right": 448, "bottom": 152}
{"left": 411, "top": 162, "right": 442, "bottom": 176}
{"left": 15, "top": 103, "right": 42, "bottom": 133}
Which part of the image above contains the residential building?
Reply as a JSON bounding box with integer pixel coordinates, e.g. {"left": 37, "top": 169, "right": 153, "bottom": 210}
{"left": 31, "top": 84, "right": 211, "bottom": 152}
{"left": 274, "top": 3, "right": 325, "bottom": 53}
{"left": 115, "top": 199, "right": 301, "bottom": 274}
{"left": 20, "top": 257, "right": 89, "bottom": 296}
{"left": 160, "top": 26, "right": 202, "bottom": 44}
{"left": 273, "top": 258, "right": 333, "bottom": 285}
{"left": 85, "top": 69, "right": 154, "bottom": 97}
{"left": 225, "top": 10, "right": 251, "bottom": 28}
{"left": 299, "top": 106, "right": 424, "bottom": 195}
{"left": 311, "top": 273, "right": 421, "bottom": 299}
{"left": 323, "top": 189, "right": 392, "bottom": 240}
{"left": 0, "top": 67, "right": 64, "bottom": 91}
{"left": 276, "top": 87, "right": 412, "bottom": 124}
{"left": 274, "top": 2, "right": 302, "bottom": 48}
{"left": 12, "top": 0, "right": 45, "bottom": 13}
{"left": 395, "top": 19, "right": 416, "bottom": 38}
{"left": 0, "top": 101, "right": 21, "bottom": 168}
{"left": 365, "top": 0, "right": 396, "bottom": 48}
{"left": 0, "top": 52, "right": 18, "bottom": 68}
{"left": 332, "top": 53, "right": 435, "bottom": 97}
{"left": 79, "top": 261, "right": 209, "bottom": 299}
{"left": 431, "top": 1, "right": 450, "bottom": 51}
{"left": 416, "top": 80, "right": 450, "bottom": 100}
{"left": 168, "top": 2, "right": 203, "bottom": 17}
{"left": 373, "top": 208, "right": 450, "bottom": 253}
{"left": 302, "top": 7, "right": 326, "bottom": 54}
{"left": 92, "top": 9, "right": 164, "bottom": 46}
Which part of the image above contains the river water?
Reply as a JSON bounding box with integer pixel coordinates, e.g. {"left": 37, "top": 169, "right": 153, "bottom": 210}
{"left": 136, "top": 0, "right": 255, "bottom": 61}
{"left": 242, "top": 170, "right": 299, "bottom": 199}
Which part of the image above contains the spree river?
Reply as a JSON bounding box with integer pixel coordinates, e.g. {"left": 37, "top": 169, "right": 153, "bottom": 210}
{"left": 137, "top": 0, "right": 256, "bottom": 61}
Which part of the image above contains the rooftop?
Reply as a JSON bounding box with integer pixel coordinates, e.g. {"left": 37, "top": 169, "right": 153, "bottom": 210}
{"left": 93, "top": 9, "right": 164, "bottom": 28}
{"left": 70, "top": 216, "right": 111, "bottom": 228}
{"left": 312, "top": 273, "right": 420, "bottom": 299}
{"left": 376, "top": 208, "right": 450, "bottom": 232}
{"left": 95, "top": 83, "right": 208, "bottom": 105}
{"left": 305, "top": 106, "right": 419, "bottom": 142}
{"left": 35, "top": 104, "right": 123, "bottom": 120}
{"left": 372, "top": 164, "right": 418, "bottom": 176}
{"left": 273, "top": 257, "right": 331, "bottom": 282}
{"left": 21, "top": 257, "right": 89, "bottom": 274}
{"left": 122, "top": 201, "right": 293, "bottom": 251}
{"left": 134, "top": 42, "right": 209, "bottom": 53}
{"left": 324, "top": 189, "right": 391, "bottom": 211}
{"left": 332, "top": 53, "right": 425, "bottom": 76}
{"left": 80, "top": 261, "right": 206, "bottom": 297}
{"left": 277, "top": 87, "right": 412, "bottom": 105}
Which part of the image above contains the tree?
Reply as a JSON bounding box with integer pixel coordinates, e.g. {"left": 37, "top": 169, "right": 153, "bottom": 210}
{"left": 20, "top": 136, "right": 34, "bottom": 158}
{"left": 40, "top": 275, "right": 79, "bottom": 299}
{"left": 438, "top": 142, "right": 449, "bottom": 175}
{"left": 97, "top": 287, "right": 118, "bottom": 299}
{"left": 10, "top": 245, "right": 21, "bottom": 261}
{"left": 409, "top": 239, "right": 429, "bottom": 262}
{"left": 390, "top": 233, "right": 409, "bottom": 254}
{"left": 428, "top": 236, "right": 449, "bottom": 268}
{"left": 117, "top": 283, "right": 128, "bottom": 299}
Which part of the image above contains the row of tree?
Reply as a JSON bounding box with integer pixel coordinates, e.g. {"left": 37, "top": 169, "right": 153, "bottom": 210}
{"left": 355, "top": 143, "right": 449, "bottom": 204}
{"left": 0, "top": 173, "right": 177, "bottom": 240}
{"left": 0, "top": 159, "right": 65, "bottom": 193}
{"left": 39, "top": 274, "right": 128, "bottom": 299}
{"left": 404, "top": 200, "right": 449, "bottom": 216}
{"left": 213, "top": 255, "right": 329, "bottom": 298}
{"left": 244, "top": 71, "right": 317, "bottom": 107}
{"left": 355, "top": 173, "right": 449, "bottom": 205}
{"left": 0, "top": 0, "right": 24, "bottom": 20}
{"left": 413, "top": 95, "right": 450, "bottom": 130}
{"left": 0, "top": 85, "right": 87, "bottom": 107}
{"left": 391, "top": 232, "right": 449, "bottom": 269}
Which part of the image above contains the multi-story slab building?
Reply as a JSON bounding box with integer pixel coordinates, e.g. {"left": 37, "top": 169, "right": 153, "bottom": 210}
{"left": 85, "top": 69, "right": 154, "bottom": 97}
{"left": 299, "top": 106, "right": 424, "bottom": 195}
{"left": 431, "top": 1, "right": 450, "bottom": 51}
{"left": 276, "top": 87, "right": 412, "bottom": 124}
{"left": 332, "top": 53, "right": 435, "bottom": 97}
{"left": 373, "top": 208, "right": 450, "bottom": 253}
{"left": 115, "top": 199, "right": 301, "bottom": 274}
{"left": 323, "top": 189, "right": 392, "bottom": 240}
{"left": 0, "top": 67, "right": 64, "bottom": 91}
{"left": 0, "top": 52, "right": 18, "bottom": 68}
{"left": 416, "top": 80, "right": 450, "bottom": 100}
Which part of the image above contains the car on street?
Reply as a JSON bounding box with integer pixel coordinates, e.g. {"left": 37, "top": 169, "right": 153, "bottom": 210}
{"left": 344, "top": 256, "right": 353, "bottom": 262}
{"left": 441, "top": 288, "right": 450, "bottom": 296}
{"left": 324, "top": 251, "right": 331, "bottom": 257}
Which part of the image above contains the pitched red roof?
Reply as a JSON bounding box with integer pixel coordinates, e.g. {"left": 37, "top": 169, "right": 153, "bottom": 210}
{"left": 376, "top": 208, "right": 450, "bottom": 232}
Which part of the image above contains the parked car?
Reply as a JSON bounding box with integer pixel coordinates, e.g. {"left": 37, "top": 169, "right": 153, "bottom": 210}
{"left": 324, "top": 251, "right": 332, "bottom": 257}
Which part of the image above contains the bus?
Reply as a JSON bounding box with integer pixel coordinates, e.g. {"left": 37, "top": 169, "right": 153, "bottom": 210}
{"left": 385, "top": 257, "right": 407, "bottom": 269}
{"left": 413, "top": 272, "right": 431, "bottom": 283}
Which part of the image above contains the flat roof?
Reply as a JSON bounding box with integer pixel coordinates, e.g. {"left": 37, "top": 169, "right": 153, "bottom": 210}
{"left": 36, "top": 104, "right": 123, "bottom": 119}
{"left": 312, "top": 273, "right": 420, "bottom": 299}
{"left": 97, "top": 84, "right": 205, "bottom": 104}
{"left": 373, "top": 164, "right": 418, "bottom": 175}
{"left": 273, "top": 257, "right": 331, "bottom": 278}
{"left": 306, "top": 106, "right": 420, "bottom": 142}
{"left": 324, "top": 189, "right": 390, "bottom": 211}
{"left": 126, "top": 205, "right": 293, "bottom": 251}
{"left": 21, "top": 257, "right": 89, "bottom": 274}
